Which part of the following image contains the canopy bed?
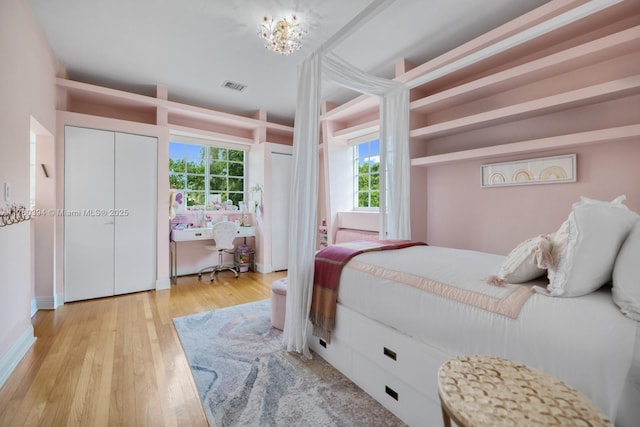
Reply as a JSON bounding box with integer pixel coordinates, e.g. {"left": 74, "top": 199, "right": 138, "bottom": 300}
{"left": 281, "top": 0, "right": 639, "bottom": 425}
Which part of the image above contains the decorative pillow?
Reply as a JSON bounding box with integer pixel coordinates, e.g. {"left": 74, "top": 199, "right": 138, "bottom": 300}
{"left": 612, "top": 219, "right": 640, "bottom": 320}
{"left": 546, "top": 195, "right": 639, "bottom": 297}
{"left": 496, "top": 235, "right": 554, "bottom": 284}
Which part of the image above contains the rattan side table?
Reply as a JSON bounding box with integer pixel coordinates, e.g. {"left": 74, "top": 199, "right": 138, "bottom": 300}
{"left": 437, "top": 355, "right": 613, "bottom": 427}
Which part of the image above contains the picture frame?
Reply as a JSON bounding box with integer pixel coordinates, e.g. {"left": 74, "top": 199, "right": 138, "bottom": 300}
{"left": 481, "top": 154, "right": 576, "bottom": 187}
{"left": 170, "top": 189, "right": 187, "bottom": 212}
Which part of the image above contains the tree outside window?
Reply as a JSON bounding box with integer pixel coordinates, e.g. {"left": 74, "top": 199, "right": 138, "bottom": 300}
{"left": 354, "top": 139, "right": 380, "bottom": 209}
{"left": 169, "top": 142, "right": 245, "bottom": 208}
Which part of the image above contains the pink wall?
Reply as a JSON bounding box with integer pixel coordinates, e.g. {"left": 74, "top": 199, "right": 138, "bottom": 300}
{"left": 425, "top": 140, "right": 640, "bottom": 255}
{"left": 0, "top": 0, "right": 58, "bottom": 357}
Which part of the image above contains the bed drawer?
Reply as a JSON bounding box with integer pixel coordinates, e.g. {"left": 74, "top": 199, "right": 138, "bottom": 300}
{"left": 351, "top": 352, "right": 442, "bottom": 427}
{"left": 348, "top": 307, "right": 448, "bottom": 401}
{"left": 308, "top": 325, "right": 353, "bottom": 378}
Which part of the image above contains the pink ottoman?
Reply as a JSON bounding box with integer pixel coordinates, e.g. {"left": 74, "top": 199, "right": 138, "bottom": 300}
{"left": 270, "top": 278, "right": 287, "bottom": 330}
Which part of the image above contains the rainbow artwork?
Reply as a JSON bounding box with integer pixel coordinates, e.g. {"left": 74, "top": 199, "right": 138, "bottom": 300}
{"left": 481, "top": 154, "right": 576, "bottom": 187}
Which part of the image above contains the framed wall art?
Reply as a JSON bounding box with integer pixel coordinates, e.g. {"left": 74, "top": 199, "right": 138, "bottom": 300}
{"left": 481, "top": 154, "right": 576, "bottom": 187}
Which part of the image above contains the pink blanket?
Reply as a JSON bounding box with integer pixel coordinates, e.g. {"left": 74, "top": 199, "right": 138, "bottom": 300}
{"left": 309, "top": 240, "right": 427, "bottom": 342}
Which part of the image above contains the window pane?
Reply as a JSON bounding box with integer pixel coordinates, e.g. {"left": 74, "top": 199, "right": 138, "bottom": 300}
{"left": 228, "top": 150, "right": 244, "bottom": 162}
{"left": 169, "top": 143, "right": 186, "bottom": 173}
{"left": 210, "top": 176, "right": 226, "bottom": 191}
{"left": 358, "top": 192, "right": 369, "bottom": 208}
{"left": 370, "top": 192, "right": 379, "bottom": 207}
{"left": 210, "top": 147, "right": 227, "bottom": 161}
{"left": 370, "top": 172, "right": 380, "bottom": 190}
{"left": 169, "top": 141, "right": 246, "bottom": 210}
{"left": 169, "top": 173, "right": 185, "bottom": 189}
{"left": 228, "top": 177, "right": 244, "bottom": 192}
{"left": 209, "top": 192, "right": 229, "bottom": 203}
{"left": 358, "top": 174, "right": 369, "bottom": 190}
{"left": 229, "top": 193, "right": 243, "bottom": 205}
{"left": 187, "top": 174, "right": 205, "bottom": 190}
{"left": 210, "top": 160, "right": 228, "bottom": 175}
{"left": 228, "top": 162, "right": 244, "bottom": 176}
{"left": 186, "top": 145, "right": 206, "bottom": 173}
{"left": 358, "top": 143, "right": 369, "bottom": 159}
{"left": 169, "top": 158, "right": 186, "bottom": 173}
{"left": 186, "top": 192, "right": 205, "bottom": 207}
{"left": 370, "top": 139, "right": 380, "bottom": 157}
{"left": 354, "top": 138, "right": 380, "bottom": 210}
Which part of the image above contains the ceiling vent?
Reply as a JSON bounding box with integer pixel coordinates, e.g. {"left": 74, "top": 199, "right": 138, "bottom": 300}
{"left": 222, "top": 80, "right": 247, "bottom": 92}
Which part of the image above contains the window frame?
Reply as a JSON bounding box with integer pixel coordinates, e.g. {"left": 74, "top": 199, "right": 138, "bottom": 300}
{"left": 351, "top": 135, "right": 380, "bottom": 211}
{"left": 169, "top": 136, "right": 248, "bottom": 209}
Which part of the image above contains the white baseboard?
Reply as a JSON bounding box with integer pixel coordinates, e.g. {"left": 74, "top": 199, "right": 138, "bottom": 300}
{"left": 156, "top": 277, "right": 171, "bottom": 290}
{"left": 55, "top": 292, "right": 64, "bottom": 308}
{"left": 0, "top": 325, "right": 36, "bottom": 388}
{"left": 256, "top": 263, "right": 272, "bottom": 273}
{"left": 34, "top": 296, "right": 56, "bottom": 310}
{"left": 31, "top": 293, "right": 65, "bottom": 315}
{"left": 30, "top": 299, "right": 38, "bottom": 317}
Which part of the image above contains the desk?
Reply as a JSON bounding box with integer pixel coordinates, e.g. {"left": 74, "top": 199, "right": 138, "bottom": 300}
{"left": 170, "top": 226, "right": 255, "bottom": 283}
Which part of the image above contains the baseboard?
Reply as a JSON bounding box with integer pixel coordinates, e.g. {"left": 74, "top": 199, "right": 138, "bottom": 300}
{"left": 256, "top": 263, "right": 272, "bottom": 273}
{"left": 156, "top": 277, "right": 171, "bottom": 290}
{"left": 31, "top": 294, "right": 64, "bottom": 314}
{"left": 30, "top": 299, "right": 38, "bottom": 317}
{"left": 35, "top": 296, "right": 56, "bottom": 310}
{"left": 55, "top": 292, "right": 64, "bottom": 308}
{"left": 0, "top": 325, "right": 36, "bottom": 388}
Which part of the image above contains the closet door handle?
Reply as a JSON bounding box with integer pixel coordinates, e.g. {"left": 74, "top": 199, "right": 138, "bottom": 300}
{"left": 104, "top": 221, "right": 114, "bottom": 225}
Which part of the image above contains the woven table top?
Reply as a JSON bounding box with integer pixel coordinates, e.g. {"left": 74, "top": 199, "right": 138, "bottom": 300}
{"left": 437, "top": 355, "right": 613, "bottom": 427}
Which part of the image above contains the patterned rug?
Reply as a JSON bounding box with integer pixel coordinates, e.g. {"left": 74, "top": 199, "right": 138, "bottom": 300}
{"left": 173, "top": 299, "right": 405, "bottom": 426}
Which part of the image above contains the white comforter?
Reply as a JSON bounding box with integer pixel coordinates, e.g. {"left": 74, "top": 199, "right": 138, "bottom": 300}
{"left": 337, "top": 245, "right": 638, "bottom": 422}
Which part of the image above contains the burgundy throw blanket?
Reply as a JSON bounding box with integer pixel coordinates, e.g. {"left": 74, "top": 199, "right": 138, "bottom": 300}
{"left": 309, "top": 240, "right": 427, "bottom": 343}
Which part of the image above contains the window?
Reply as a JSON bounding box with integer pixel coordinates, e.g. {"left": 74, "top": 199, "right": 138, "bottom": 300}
{"left": 354, "top": 138, "right": 380, "bottom": 209}
{"left": 169, "top": 140, "right": 246, "bottom": 208}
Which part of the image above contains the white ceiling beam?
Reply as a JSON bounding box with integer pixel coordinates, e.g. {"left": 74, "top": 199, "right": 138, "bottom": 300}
{"left": 321, "top": 0, "right": 396, "bottom": 53}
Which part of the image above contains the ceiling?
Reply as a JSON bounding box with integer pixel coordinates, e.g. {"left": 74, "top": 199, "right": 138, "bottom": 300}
{"left": 30, "top": 0, "right": 550, "bottom": 125}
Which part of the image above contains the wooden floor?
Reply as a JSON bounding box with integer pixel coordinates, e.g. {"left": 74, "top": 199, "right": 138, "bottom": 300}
{"left": 0, "top": 270, "right": 287, "bottom": 427}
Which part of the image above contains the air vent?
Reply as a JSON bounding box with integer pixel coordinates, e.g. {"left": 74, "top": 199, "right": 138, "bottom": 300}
{"left": 222, "top": 80, "right": 247, "bottom": 92}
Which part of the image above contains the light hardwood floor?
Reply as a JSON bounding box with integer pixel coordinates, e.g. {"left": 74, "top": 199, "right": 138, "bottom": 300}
{"left": 0, "top": 270, "right": 287, "bottom": 427}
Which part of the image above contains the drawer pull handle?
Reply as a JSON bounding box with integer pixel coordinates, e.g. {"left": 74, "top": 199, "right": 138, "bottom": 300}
{"left": 383, "top": 347, "right": 397, "bottom": 361}
{"left": 385, "top": 386, "right": 399, "bottom": 401}
{"left": 195, "top": 232, "right": 202, "bottom": 237}
{"left": 319, "top": 339, "right": 327, "bottom": 348}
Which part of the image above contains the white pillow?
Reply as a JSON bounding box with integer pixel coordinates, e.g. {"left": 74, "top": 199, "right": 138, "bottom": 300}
{"left": 498, "top": 235, "right": 553, "bottom": 283}
{"left": 612, "top": 219, "right": 640, "bottom": 320}
{"left": 546, "top": 195, "right": 639, "bottom": 297}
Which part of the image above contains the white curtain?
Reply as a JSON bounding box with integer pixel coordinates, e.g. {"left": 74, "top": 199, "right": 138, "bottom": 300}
{"left": 282, "top": 52, "right": 321, "bottom": 357}
{"left": 323, "top": 53, "right": 410, "bottom": 240}
{"left": 380, "top": 86, "right": 410, "bottom": 240}
{"left": 283, "top": 51, "right": 411, "bottom": 356}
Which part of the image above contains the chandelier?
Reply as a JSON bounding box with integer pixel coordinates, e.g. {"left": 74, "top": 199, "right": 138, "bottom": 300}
{"left": 258, "top": 15, "right": 305, "bottom": 55}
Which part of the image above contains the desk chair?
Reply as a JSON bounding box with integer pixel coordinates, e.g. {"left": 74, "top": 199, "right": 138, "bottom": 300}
{"left": 197, "top": 221, "right": 239, "bottom": 282}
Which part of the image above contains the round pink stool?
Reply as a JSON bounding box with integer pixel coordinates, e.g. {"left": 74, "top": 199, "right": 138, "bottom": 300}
{"left": 270, "top": 278, "right": 287, "bottom": 330}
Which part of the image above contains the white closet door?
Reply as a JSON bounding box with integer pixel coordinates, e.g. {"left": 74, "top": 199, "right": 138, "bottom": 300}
{"left": 114, "top": 132, "right": 157, "bottom": 294}
{"left": 64, "top": 126, "right": 115, "bottom": 302}
{"left": 271, "top": 152, "right": 292, "bottom": 271}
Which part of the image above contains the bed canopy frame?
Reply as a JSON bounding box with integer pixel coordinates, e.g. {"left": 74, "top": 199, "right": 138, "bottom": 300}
{"left": 282, "top": 0, "right": 623, "bottom": 356}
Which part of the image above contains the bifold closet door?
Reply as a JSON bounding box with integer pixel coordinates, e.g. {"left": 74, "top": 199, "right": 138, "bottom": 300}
{"left": 114, "top": 132, "right": 157, "bottom": 295}
{"left": 64, "top": 126, "right": 116, "bottom": 302}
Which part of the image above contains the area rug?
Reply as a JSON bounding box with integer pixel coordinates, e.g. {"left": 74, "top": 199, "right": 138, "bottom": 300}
{"left": 173, "top": 299, "right": 405, "bottom": 426}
